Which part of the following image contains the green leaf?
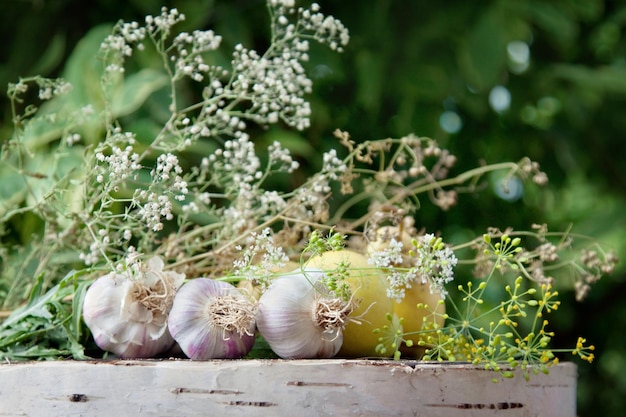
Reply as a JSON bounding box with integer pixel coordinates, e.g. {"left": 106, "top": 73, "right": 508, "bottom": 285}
{"left": 0, "top": 163, "right": 27, "bottom": 219}
{"left": 110, "top": 68, "right": 169, "bottom": 117}
{"left": 528, "top": 1, "right": 579, "bottom": 51}
{"left": 31, "top": 33, "right": 66, "bottom": 76}
{"left": 20, "top": 24, "right": 169, "bottom": 150}
{"left": 458, "top": 6, "right": 510, "bottom": 91}
{"left": 69, "top": 278, "right": 92, "bottom": 342}
{"left": 2, "top": 274, "right": 54, "bottom": 328}
{"left": 20, "top": 25, "right": 113, "bottom": 150}
{"left": 551, "top": 64, "right": 626, "bottom": 93}
{"left": 355, "top": 50, "right": 385, "bottom": 115}
{"left": 61, "top": 24, "right": 112, "bottom": 112}
{"left": 0, "top": 270, "right": 92, "bottom": 360}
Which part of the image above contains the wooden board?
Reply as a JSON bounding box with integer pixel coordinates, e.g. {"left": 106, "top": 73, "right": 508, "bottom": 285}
{"left": 0, "top": 360, "right": 576, "bottom": 416}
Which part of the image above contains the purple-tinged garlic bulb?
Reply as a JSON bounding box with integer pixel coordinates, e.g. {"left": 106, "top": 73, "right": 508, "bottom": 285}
{"left": 168, "top": 278, "right": 257, "bottom": 359}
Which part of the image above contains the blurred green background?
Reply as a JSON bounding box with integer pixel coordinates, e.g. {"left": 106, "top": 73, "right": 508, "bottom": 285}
{"left": 1, "top": 0, "right": 625, "bottom": 415}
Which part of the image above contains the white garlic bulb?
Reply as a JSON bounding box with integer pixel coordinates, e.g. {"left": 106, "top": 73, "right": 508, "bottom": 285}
{"left": 256, "top": 269, "right": 349, "bottom": 359}
{"left": 82, "top": 256, "right": 185, "bottom": 358}
{"left": 168, "top": 278, "right": 257, "bottom": 359}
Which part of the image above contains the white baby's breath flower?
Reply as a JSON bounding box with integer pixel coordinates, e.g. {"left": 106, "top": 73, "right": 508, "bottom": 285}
{"left": 65, "top": 133, "right": 81, "bottom": 146}
{"left": 145, "top": 7, "right": 185, "bottom": 36}
{"left": 321, "top": 149, "right": 347, "bottom": 180}
{"left": 136, "top": 192, "right": 174, "bottom": 232}
{"left": 233, "top": 228, "right": 289, "bottom": 290}
{"left": 268, "top": 141, "right": 300, "bottom": 173}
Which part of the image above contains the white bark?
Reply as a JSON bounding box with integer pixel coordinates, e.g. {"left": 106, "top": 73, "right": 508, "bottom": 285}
{"left": 0, "top": 360, "right": 576, "bottom": 416}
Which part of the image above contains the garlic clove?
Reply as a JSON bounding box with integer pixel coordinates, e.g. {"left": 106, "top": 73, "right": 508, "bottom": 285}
{"left": 256, "top": 269, "right": 344, "bottom": 359}
{"left": 168, "top": 278, "right": 256, "bottom": 360}
{"left": 82, "top": 256, "right": 185, "bottom": 358}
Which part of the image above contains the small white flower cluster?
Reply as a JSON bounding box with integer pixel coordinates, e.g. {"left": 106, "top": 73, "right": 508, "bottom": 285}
{"left": 321, "top": 149, "right": 348, "bottom": 182}
{"left": 228, "top": 42, "right": 313, "bottom": 130}
{"left": 384, "top": 268, "right": 419, "bottom": 303}
{"left": 8, "top": 76, "right": 73, "bottom": 102}
{"left": 233, "top": 228, "right": 290, "bottom": 289}
{"left": 7, "top": 79, "right": 29, "bottom": 96}
{"left": 259, "top": 190, "right": 288, "bottom": 215}
{"left": 118, "top": 22, "right": 146, "bottom": 52}
{"left": 65, "top": 133, "right": 81, "bottom": 146}
{"left": 132, "top": 152, "right": 194, "bottom": 232}
{"left": 36, "top": 77, "right": 73, "bottom": 100}
{"left": 136, "top": 191, "right": 174, "bottom": 232}
{"left": 101, "top": 8, "right": 188, "bottom": 74}
{"left": 272, "top": 2, "right": 349, "bottom": 52}
{"left": 153, "top": 153, "right": 188, "bottom": 200}
{"left": 100, "top": 21, "right": 147, "bottom": 72}
{"left": 94, "top": 131, "right": 141, "bottom": 188}
{"left": 373, "top": 234, "right": 458, "bottom": 301}
{"left": 369, "top": 238, "right": 405, "bottom": 268}
{"left": 172, "top": 30, "right": 222, "bottom": 82}
{"left": 416, "top": 234, "right": 458, "bottom": 299}
{"left": 368, "top": 238, "right": 415, "bottom": 302}
{"left": 209, "top": 133, "right": 262, "bottom": 191}
{"left": 268, "top": 141, "right": 300, "bottom": 173}
{"left": 79, "top": 239, "right": 104, "bottom": 266}
{"left": 298, "top": 3, "right": 350, "bottom": 52}
{"left": 145, "top": 7, "right": 185, "bottom": 38}
{"left": 304, "top": 148, "right": 348, "bottom": 195}
{"left": 192, "top": 99, "right": 247, "bottom": 141}
{"left": 207, "top": 133, "right": 293, "bottom": 232}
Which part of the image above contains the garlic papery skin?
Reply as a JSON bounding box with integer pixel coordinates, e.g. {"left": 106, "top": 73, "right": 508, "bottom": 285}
{"left": 167, "top": 278, "right": 257, "bottom": 360}
{"left": 82, "top": 256, "right": 185, "bottom": 358}
{"left": 256, "top": 269, "right": 349, "bottom": 359}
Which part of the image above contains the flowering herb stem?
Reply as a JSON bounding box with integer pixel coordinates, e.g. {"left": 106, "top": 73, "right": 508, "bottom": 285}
{"left": 0, "top": 0, "right": 616, "bottom": 367}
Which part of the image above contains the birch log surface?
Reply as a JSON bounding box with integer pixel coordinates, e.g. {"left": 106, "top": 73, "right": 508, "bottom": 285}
{"left": 0, "top": 359, "right": 576, "bottom": 417}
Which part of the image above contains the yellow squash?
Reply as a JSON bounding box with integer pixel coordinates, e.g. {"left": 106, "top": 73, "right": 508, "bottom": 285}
{"left": 366, "top": 226, "right": 446, "bottom": 358}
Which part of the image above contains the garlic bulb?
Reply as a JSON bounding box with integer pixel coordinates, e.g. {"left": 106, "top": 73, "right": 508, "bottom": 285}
{"left": 168, "top": 278, "right": 256, "bottom": 359}
{"left": 82, "top": 256, "right": 185, "bottom": 358}
{"left": 256, "top": 269, "right": 349, "bottom": 359}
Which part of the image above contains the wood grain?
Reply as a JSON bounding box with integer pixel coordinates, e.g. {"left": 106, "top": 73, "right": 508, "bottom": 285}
{"left": 0, "top": 359, "right": 576, "bottom": 416}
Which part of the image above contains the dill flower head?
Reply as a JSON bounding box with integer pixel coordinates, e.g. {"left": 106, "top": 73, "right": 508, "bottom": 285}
{"left": 414, "top": 234, "right": 458, "bottom": 299}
